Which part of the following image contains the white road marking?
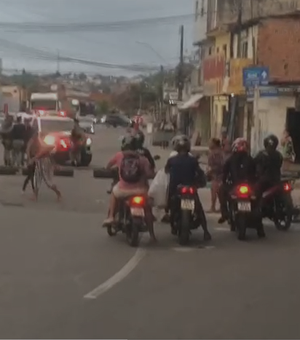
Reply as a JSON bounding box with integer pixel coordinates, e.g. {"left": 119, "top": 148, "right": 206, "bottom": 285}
{"left": 172, "top": 247, "right": 195, "bottom": 252}
{"left": 214, "top": 227, "right": 230, "bottom": 232}
{"left": 84, "top": 246, "right": 146, "bottom": 299}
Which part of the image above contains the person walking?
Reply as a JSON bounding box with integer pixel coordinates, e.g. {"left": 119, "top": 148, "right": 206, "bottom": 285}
{"left": 206, "top": 138, "right": 224, "bottom": 213}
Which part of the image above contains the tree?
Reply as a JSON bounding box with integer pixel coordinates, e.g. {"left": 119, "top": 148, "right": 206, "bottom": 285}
{"left": 97, "top": 100, "right": 109, "bottom": 114}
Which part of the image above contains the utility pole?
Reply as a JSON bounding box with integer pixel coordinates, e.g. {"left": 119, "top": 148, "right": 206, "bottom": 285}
{"left": 236, "top": 0, "right": 243, "bottom": 58}
{"left": 56, "top": 49, "right": 60, "bottom": 74}
{"left": 160, "top": 64, "right": 164, "bottom": 118}
{"left": 177, "top": 25, "right": 184, "bottom": 101}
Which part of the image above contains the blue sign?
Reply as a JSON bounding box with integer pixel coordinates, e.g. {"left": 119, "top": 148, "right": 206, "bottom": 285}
{"left": 246, "top": 86, "right": 278, "bottom": 99}
{"left": 243, "top": 66, "right": 269, "bottom": 87}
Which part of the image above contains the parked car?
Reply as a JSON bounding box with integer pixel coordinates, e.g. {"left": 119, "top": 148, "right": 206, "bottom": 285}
{"left": 78, "top": 117, "right": 95, "bottom": 134}
{"left": 31, "top": 115, "right": 92, "bottom": 166}
{"left": 100, "top": 113, "right": 132, "bottom": 128}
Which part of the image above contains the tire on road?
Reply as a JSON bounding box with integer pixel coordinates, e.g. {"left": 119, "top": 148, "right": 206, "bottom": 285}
{"left": 80, "top": 151, "right": 92, "bottom": 167}
{"left": 54, "top": 168, "right": 74, "bottom": 177}
{"left": 93, "top": 168, "right": 112, "bottom": 178}
{"left": 0, "top": 166, "right": 18, "bottom": 175}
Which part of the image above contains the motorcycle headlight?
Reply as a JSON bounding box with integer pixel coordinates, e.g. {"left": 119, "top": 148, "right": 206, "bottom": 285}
{"left": 86, "top": 137, "right": 92, "bottom": 145}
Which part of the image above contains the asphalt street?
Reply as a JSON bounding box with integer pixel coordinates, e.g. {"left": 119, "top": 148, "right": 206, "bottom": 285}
{"left": 0, "top": 125, "right": 300, "bottom": 338}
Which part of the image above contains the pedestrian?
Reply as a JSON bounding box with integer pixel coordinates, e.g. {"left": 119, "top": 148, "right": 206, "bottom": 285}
{"left": 11, "top": 114, "right": 26, "bottom": 168}
{"left": 206, "top": 138, "right": 224, "bottom": 213}
{"left": 281, "top": 129, "right": 296, "bottom": 171}
{"left": 22, "top": 130, "right": 39, "bottom": 194}
{"left": 221, "top": 130, "right": 231, "bottom": 160}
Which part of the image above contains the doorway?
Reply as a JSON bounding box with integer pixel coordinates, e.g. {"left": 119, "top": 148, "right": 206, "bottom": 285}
{"left": 286, "top": 108, "right": 300, "bottom": 163}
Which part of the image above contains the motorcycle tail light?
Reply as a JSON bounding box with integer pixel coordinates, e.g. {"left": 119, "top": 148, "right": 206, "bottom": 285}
{"left": 181, "top": 187, "right": 195, "bottom": 194}
{"left": 283, "top": 183, "right": 292, "bottom": 191}
{"left": 131, "top": 196, "right": 144, "bottom": 206}
{"left": 237, "top": 184, "right": 250, "bottom": 197}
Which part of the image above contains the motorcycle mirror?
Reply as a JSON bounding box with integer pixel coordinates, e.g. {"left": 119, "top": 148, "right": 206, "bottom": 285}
{"left": 153, "top": 155, "right": 160, "bottom": 161}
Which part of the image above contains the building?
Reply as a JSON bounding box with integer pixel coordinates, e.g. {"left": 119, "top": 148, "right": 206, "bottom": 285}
{"left": 202, "top": 0, "right": 230, "bottom": 138}
{"left": 178, "top": 0, "right": 211, "bottom": 145}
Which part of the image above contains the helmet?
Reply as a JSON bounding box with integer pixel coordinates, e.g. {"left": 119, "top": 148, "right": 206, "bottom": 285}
{"left": 264, "top": 134, "right": 279, "bottom": 150}
{"left": 232, "top": 137, "right": 248, "bottom": 153}
{"left": 173, "top": 134, "right": 190, "bottom": 153}
{"left": 121, "top": 135, "right": 137, "bottom": 151}
{"left": 135, "top": 130, "right": 145, "bottom": 148}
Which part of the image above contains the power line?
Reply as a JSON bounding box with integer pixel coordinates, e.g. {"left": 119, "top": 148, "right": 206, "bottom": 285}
{"left": 0, "top": 38, "right": 174, "bottom": 72}
{"left": 0, "top": 14, "right": 193, "bottom": 33}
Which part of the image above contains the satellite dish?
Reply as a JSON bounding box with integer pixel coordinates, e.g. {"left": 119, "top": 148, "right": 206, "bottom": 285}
{"left": 72, "top": 99, "right": 79, "bottom": 105}
{"left": 50, "top": 84, "right": 58, "bottom": 91}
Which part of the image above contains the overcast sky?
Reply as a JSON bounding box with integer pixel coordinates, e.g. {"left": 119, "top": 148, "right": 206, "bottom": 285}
{"left": 0, "top": 0, "right": 194, "bottom": 76}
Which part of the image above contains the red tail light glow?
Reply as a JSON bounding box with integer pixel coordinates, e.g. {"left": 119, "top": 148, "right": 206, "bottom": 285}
{"left": 181, "top": 187, "right": 195, "bottom": 194}
{"left": 131, "top": 196, "right": 144, "bottom": 205}
{"left": 237, "top": 185, "right": 250, "bottom": 197}
{"left": 283, "top": 183, "right": 292, "bottom": 191}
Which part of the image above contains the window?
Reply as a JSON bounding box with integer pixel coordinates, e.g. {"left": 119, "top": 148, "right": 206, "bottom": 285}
{"left": 242, "top": 41, "right": 248, "bottom": 58}
{"left": 31, "top": 100, "right": 57, "bottom": 111}
{"left": 209, "top": 46, "right": 212, "bottom": 55}
{"left": 40, "top": 119, "right": 74, "bottom": 133}
{"left": 195, "top": 0, "right": 199, "bottom": 20}
{"left": 216, "top": 47, "right": 219, "bottom": 53}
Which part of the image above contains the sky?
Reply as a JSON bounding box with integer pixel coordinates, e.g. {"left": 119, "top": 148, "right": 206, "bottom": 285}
{"left": 0, "top": 0, "right": 195, "bottom": 76}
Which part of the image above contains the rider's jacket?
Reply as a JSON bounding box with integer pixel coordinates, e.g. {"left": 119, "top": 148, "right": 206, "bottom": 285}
{"left": 222, "top": 152, "right": 256, "bottom": 185}
{"left": 254, "top": 149, "right": 283, "bottom": 183}
{"left": 165, "top": 152, "right": 206, "bottom": 195}
{"left": 137, "top": 147, "right": 155, "bottom": 170}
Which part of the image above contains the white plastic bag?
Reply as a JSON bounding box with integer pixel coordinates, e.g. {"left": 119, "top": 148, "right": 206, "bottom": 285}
{"left": 148, "top": 168, "right": 169, "bottom": 208}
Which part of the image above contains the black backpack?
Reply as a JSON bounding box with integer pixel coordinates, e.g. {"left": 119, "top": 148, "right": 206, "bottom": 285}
{"left": 120, "top": 152, "right": 142, "bottom": 183}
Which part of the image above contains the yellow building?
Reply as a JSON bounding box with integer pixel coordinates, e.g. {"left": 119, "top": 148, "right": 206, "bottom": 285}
{"left": 203, "top": 32, "right": 231, "bottom": 138}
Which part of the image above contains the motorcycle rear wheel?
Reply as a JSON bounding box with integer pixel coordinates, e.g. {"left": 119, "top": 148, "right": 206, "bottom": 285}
{"left": 126, "top": 223, "right": 140, "bottom": 247}
{"left": 274, "top": 194, "right": 293, "bottom": 231}
{"left": 236, "top": 215, "right": 247, "bottom": 241}
{"left": 178, "top": 210, "right": 191, "bottom": 245}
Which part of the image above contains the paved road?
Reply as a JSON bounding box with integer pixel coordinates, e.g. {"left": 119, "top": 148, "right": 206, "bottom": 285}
{"left": 0, "top": 125, "right": 300, "bottom": 338}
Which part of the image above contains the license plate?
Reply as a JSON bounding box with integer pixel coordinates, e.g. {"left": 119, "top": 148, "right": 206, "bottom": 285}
{"left": 181, "top": 199, "right": 195, "bottom": 210}
{"left": 237, "top": 201, "right": 251, "bottom": 211}
{"left": 130, "top": 207, "right": 145, "bottom": 216}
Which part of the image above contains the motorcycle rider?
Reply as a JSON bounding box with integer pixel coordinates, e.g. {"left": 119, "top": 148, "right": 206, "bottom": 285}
{"left": 103, "top": 135, "right": 156, "bottom": 241}
{"left": 218, "top": 138, "right": 258, "bottom": 224}
{"left": 254, "top": 134, "right": 283, "bottom": 192}
{"left": 135, "top": 130, "right": 156, "bottom": 170}
{"left": 70, "top": 118, "right": 85, "bottom": 165}
{"left": 165, "top": 135, "right": 211, "bottom": 241}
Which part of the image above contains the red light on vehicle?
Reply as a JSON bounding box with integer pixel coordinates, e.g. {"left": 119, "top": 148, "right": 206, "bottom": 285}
{"left": 181, "top": 187, "right": 194, "bottom": 194}
{"left": 131, "top": 196, "right": 144, "bottom": 205}
{"left": 238, "top": 185, "right": 249, "bottom": 195}
{"left": 284, "top": 183, "right": 292, "bottom": 191}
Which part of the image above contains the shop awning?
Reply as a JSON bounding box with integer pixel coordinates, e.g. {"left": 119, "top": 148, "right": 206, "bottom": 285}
{"left": 178, "top": 93, "right": 203, "bottom": 110}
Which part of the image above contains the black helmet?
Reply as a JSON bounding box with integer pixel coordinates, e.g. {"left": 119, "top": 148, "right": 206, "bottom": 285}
{"left": 135, "top": 130, "right": 145, "bottom": 148}
{"left": 174, "top": 134, "right": 190, "bottom": 153}
{"left": 264, "top": 134, "right": 278, "bottom": 150}
{"left": 121, "top": 135, "right": 137, "bottom": 151}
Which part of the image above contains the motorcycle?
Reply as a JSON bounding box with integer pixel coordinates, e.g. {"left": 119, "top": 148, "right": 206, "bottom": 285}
{"left": 106, "top": 193, "right": 148, "bottom": 247}
{"left": 228, "top": 183, "right": 262, "bottom": 240}
{"left": 261, "top": 178, "right": 294, "bottom": 231}
{"left": 170, "top": 185, "right": 206, "bottom": 245}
